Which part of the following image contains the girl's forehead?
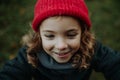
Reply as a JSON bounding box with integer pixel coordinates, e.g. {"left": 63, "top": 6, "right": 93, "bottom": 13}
{"left": 45, "top": 16, "right": 78, "bottom": 21}
{"left": 40, "top": 16, "right": 80, "bottom": 26}
{"left": 39, "top": 16, "right": 82, "bottom": 32}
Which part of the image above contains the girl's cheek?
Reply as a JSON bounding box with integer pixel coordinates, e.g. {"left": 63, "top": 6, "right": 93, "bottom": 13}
{"left": 42, "top": 40, "right": 54, "bottom": 50}
{"left": 68, "top": 39, "right": 81, "bottom": 49}
{"left": 68, "top": 38, "right": 80, "bottom": 45}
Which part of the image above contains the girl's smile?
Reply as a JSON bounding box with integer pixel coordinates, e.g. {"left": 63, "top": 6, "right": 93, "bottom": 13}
{"left": 40, "top": 16, "right": 82, "bottom": 63}
{"left": 52, "top": 50, "right": 71, "bottom": 58}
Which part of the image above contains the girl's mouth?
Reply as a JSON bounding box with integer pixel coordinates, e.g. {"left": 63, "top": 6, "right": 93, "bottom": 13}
{"left": 55, "top": 52, "right": 70, "bottom": 58}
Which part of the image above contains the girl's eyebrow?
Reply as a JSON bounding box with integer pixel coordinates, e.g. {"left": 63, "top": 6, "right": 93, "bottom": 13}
{"left": 42, "top": 29, "right": 79, "bottom": 33}
{"left": 66, "top": 29, "right": 79, "bottom": 32}
{"left": 42, "top": 30, "right": 54, "bottom": 33}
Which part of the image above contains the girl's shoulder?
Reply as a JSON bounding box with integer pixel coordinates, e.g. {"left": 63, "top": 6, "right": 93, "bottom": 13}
{"left": 91, "top": 40, "right": 120, "bottom": 79}
{"left": 94, "top": 40, "right": 119, "bottom": 58}
{"left": 0, "top": 46, "right": 32, "bottom": 80}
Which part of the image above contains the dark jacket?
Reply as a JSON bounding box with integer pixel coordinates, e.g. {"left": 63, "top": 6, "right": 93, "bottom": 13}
{"left": 0, "top": 41, "right": 120, "bottom": 80}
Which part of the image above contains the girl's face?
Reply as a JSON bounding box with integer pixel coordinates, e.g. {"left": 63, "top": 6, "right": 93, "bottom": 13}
{"left": 40, "top": 16, "right": 82, "bottom": 63}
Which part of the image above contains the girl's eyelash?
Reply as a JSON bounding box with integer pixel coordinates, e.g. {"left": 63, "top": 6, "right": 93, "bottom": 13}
{"left": 67, "top": 33, "right": 78, "bottom": 39}
{"left": 43, "top": 32, "right": 78, "bottom": 39}
{"left": 44, "top": 34, "right": 54, "bottom": 38}
{"left": 67, "top": 33, "right": 78, "bottom": 36}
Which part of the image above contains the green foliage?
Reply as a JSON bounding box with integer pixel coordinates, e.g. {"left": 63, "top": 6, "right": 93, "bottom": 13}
{"left": 0, "top": 0, "right": 35, "bottom": 53}
{"left": 86, "top": 0, "right": 120, "bottom": 50}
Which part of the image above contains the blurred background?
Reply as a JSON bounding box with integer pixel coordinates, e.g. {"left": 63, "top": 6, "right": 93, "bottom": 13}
{"left": 0, "top": 0, "right": 120, "bottom": 80}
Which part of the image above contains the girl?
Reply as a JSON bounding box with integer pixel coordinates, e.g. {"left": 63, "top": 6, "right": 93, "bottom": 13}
{"left": 0, "top": 0, "right": 120, "bottom": 80}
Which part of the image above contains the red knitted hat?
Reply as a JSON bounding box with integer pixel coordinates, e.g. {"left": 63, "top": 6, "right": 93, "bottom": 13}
{"left": 32, "top": 0, "right": 91, "bottom": 32}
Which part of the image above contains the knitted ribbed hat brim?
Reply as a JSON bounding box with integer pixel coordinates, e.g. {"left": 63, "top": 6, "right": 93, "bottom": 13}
{"left": 32, "top": 0, "right": 91, "bottom": 32}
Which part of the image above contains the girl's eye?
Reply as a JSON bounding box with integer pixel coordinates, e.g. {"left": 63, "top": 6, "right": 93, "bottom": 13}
{"left": 44, "top": 34, "right": 55, "bottom": 39}
{"left": 67, "top": 33, "right": 78, "bottom": 39}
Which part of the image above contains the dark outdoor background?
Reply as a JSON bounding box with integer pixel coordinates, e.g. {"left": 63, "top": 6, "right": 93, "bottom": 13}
{"left": 0, "top": 0, "right": 120, "bottom": 80}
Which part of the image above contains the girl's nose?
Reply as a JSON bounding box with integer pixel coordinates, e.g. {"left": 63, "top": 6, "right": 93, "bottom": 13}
{"left": 55, "top": 39, "right": 68, "bottom": 50}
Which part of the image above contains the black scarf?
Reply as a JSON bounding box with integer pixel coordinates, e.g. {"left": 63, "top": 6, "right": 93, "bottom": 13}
{"left": 36, "top": 50, "right": 83, "bottom": 80}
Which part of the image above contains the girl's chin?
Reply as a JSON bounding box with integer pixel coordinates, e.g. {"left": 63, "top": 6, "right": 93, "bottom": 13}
{"left": 53, "top": 54, "right": 71, "bottom": 63}
{"left": 55, "top": 59, "right": 70, "bottom": 63}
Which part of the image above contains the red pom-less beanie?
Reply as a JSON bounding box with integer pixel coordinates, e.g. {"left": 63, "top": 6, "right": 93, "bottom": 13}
{"left": 32, "top": 0, "right": 91, "bottom": 32}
